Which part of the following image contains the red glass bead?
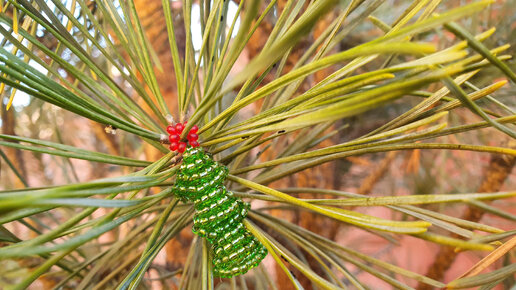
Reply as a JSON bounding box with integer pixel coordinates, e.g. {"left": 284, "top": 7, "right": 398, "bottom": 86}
{"left": 190, "top": 140, "right": 200, "bottom": 147}
{"left": 169, "top": 134, "right": 180, "bottom": 142}
{"left": 169, "top": 141, "right": 178, "bottom": 151}
{"left": 178, "top": 142, "right": 187, "bottom": 153}
{"left": 166, "top": 125, "right": 176, "bottom": 134}
{"left": 190, "top": 125, "right": 198, "bottom": 133}
{"left": 175, "top": 123, "right": 184, "bottom": 134}
{"left": 187, "top": 133, "right": 198, "bottom": 141}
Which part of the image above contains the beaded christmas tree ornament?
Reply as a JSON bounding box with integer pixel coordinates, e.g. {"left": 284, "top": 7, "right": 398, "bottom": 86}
{"left": 173, "top": 146, "right": 268, "bottom": 278}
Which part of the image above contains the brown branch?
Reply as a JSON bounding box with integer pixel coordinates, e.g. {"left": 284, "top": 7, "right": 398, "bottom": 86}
{"left": 358, "top": 151, "right": 398, "bottom": 195}
{"left": 417, "top": 141, "right": 516, "bottom": 290}
{"left": 1, "top": 102, "right": 27, "bottom": 187}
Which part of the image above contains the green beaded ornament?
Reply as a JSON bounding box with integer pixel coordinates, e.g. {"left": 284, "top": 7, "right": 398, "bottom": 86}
{"left": 173, "top": 146, "right": 268, "bottom": 278}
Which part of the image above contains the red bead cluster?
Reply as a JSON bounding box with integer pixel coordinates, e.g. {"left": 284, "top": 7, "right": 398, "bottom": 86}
{"left": 166, "top": 122, "right": 199, "bottom": 153}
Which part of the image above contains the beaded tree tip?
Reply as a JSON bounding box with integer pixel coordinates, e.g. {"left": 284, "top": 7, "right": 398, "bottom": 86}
{"left": 173, "top": 146, "right": 268, "bottom": 277}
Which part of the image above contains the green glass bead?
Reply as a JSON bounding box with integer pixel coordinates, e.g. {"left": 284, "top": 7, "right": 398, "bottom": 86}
{"left": 173, "top": 147, "right": 267, "bottom": 278}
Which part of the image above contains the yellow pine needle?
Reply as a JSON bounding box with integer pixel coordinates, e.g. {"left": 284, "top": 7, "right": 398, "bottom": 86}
{"left": 6, "top": 88, "right": 17, "bottom": 111}
{"left": 456, "top": 236, "right": 516, "bottom": 279}
{"left": 66, "top": 21, "right": 73, "bottom": 32}
{"left": 5, "top": 16, "right": 34, "bottom": 111}
{"left": 12, "top": 1, "right": 18, "bottom": 34}
{"left": 90, "top": 70, "right": 97, "bottom": 80}
{"left": 66, "top": 0, "right": 76, "bottom": 32}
